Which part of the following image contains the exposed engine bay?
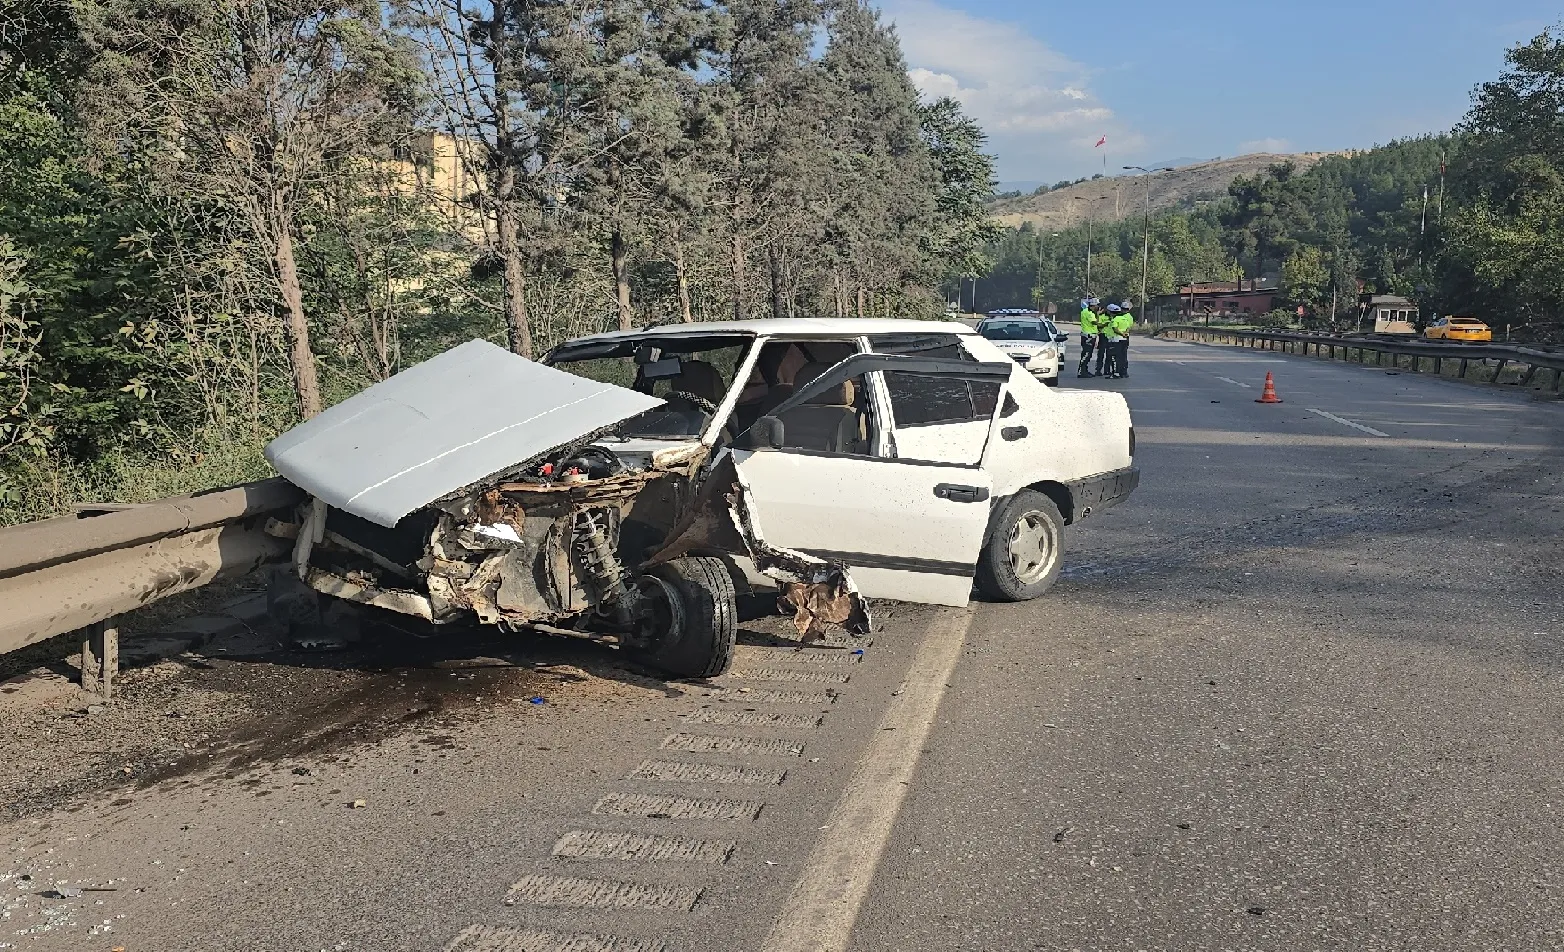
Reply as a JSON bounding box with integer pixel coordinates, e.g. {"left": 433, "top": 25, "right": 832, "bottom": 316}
{"left": 275, "top": 439, "right": 870, "bottom": 657}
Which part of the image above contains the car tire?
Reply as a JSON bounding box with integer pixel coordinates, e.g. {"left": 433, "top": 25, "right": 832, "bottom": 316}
{"left": 1044, "top": 377, "right": 1060, "bottom": 387}
{"left": 975, "top": 490, "right": 1065, "bottom": 602}
{"left": 632, "top": 556, "right": 738, "bottom": 678}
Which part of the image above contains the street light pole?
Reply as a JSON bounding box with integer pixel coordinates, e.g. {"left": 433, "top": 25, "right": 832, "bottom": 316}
{"left": 1124, "top": 166, "right": 1174, "bottom": 317}
{"left": 1070, "top": 196, "right": 1092, "bottom": 295}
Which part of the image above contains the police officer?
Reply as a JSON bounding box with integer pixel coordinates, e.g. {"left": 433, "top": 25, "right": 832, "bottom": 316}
{"left": 1113, "top": 301, "right": 1135, "bottom": 378}
{"left": 1088, "top": 300, "right": 1113, "bottom": 375}
{"left": 1077, "top": 299, "right": 1099, "bottom": 378}
{"left": 1100, "top": 304, "right": 1123, "bottom": 377}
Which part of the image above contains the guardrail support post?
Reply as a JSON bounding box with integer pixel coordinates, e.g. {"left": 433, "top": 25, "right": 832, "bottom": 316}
{"left": 81, "top": 618, "right": 118, "bottom": 699}
{"left": 1519, "top": 364, "right": 1538, "bottom": 387}
{"left": 1494, "top": 359, "right": 1508, "bottom": 383}
{"left": 1458, "top": 358, "right": 1468, "bottom": 378}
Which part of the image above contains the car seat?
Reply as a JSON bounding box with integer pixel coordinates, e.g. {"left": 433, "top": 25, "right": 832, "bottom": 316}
{"left": 659, "top": 359, "right": 727, "bottom": 435}
{"left": 775, "top": 362, "right": 863, "bottom": 453}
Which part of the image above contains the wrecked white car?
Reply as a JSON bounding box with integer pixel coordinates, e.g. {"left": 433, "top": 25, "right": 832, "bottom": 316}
{"left": 263, "top": 319, "right": 1139, "bottom": 677}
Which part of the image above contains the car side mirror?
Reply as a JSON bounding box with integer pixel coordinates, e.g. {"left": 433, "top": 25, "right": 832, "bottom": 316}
{"left": 1054, "top": 333, "right": 1069, "bottom": 343}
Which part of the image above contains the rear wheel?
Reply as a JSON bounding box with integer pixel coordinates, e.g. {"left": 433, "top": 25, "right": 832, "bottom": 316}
{"left": 975, "top": 490, "right": 1065, "bottom": 601}
{"left": 629, "top": 556, "right": 737, "bottom": 678}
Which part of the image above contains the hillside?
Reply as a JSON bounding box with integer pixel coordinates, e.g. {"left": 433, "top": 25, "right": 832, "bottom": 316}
{"left": 988, "top": 152, "right": 1343, "bottom": 231}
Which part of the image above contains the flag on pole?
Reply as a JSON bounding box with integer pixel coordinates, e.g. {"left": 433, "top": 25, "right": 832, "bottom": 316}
{"left": 1095, "top": 135, "right": 1107, "bottom": 148}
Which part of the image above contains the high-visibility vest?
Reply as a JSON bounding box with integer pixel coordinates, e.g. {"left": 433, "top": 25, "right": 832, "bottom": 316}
{"left": 1112, "top": 313, "right": 1134, "bottom": 336}
{"left": 1079, "top": 308, "right": 1098, "bottom": 334}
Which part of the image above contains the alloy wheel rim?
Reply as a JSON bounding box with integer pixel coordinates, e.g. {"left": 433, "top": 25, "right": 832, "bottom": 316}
{"left": 1006, "top": 510, "right": 1058, "bottom": 584}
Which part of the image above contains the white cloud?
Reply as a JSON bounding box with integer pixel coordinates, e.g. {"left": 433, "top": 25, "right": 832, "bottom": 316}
{"left": 1239, "top": 137, "right": 1293, "bottom": 154}
{"left": 879, "top": 0, "right": 1140, "bottom": 180}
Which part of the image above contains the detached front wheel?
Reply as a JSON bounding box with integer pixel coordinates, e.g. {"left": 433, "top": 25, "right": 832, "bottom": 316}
{"left": 628, "top": 556, "right": 738, "bottom": 678}
{"left": 975, "top": 490, "right": 1065, "bottom": 601}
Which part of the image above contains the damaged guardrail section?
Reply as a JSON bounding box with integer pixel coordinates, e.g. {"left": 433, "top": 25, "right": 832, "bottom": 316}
{"left": 1152, "top": 325, "right": 1564, "bottom": 390}
{"left": 0, "top": 478, "right": 303, "bottom": 657}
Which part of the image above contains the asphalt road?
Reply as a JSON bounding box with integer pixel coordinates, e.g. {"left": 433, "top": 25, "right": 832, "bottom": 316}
{"left": 3, "top": 332, "right": 1562, "bottom": 952}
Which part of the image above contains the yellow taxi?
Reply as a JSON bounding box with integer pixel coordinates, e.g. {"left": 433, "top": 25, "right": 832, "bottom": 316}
{"left": 1424, "top": 316, "right": 1493, "bottom": 342}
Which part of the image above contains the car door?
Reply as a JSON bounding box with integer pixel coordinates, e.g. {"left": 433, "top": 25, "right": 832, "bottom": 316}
{"left": 731, "top": 352, "right": 1013, "bottom": 607}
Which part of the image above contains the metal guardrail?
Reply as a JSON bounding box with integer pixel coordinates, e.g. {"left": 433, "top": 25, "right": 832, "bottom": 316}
{"left": 0, "top": 478, "right": 304, "bottom": 667}
{"left": 1151, "top": 325, "right": 1564, "bottom": 389}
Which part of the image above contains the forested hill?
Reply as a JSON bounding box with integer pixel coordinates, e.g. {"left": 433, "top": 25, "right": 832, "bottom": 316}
{"left": 988, "top": 153, "right": 1341, "bottom": 230}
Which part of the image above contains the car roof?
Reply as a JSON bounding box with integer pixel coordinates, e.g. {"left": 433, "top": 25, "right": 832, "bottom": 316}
{"left": 562, "top": 318, "right": 976, "bottom": 347}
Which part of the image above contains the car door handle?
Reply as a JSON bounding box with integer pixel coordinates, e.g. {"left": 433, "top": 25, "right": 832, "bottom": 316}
{"left": 933, "top": 483, "right": 990, "bottom": 503}
{"left": 1001, "top": 426, "right": 1028, "bottom": 441}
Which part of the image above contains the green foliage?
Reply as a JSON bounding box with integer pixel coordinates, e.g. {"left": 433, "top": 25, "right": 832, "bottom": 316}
{"left": 1440, "top": 27, "right": 1564, "bottom": 327}
{"left": 0, "top": 0, "right": 996, "bottom": 521}
{"left": 1281, "top": 245, "right": 1328, "bottom": 313}
{"left": 920, "top": 96, "right": 1001, "bottom": 281}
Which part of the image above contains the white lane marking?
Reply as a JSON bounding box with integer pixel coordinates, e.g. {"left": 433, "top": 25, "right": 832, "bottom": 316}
{"left": 1308, "top": 408, "right": 1390, "bottom": 438}
{"left": 760, "top": 609, "right": 977, "bottom": 952}
{"left": 1214, "top": 376, "right": 1253, "bottom": 388}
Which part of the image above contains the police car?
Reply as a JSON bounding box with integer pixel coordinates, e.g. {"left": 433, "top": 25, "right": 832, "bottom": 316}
{"left": 975, "top": 315, "right": 1067, "bottom": 387}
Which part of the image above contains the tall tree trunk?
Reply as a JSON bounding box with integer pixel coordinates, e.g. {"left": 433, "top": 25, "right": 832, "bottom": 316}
{"left": 611, "top": 227, "right": 633, "bottom": 330}
{"left": 489, "top": 10, "right": 531, "bottom": 357}
{"left": 673, "top": 240, "right": 693, "bottom": 323}
{"left": 495, "top": 197, "right": 533, "bottom": 357}
{"left": 768, "top": 244, "right": 784, "bottom": 320}
{"left": 730, "top": 227, "right": 745, "bottom": 321}
{"left": 856, "top": 285, "right": 865, "bottom": 318}
{"left": 270, "top": 205, "right": 322, "bottom": 419}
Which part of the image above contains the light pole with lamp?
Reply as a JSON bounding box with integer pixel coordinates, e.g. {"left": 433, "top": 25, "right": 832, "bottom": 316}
{"left": 1124, "top": 165, "right": 1174, "bottom": 318}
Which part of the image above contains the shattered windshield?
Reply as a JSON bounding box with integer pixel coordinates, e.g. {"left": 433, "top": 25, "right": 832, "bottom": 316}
{"left": 548, "top": 337, "right": 750, "bottom": 440}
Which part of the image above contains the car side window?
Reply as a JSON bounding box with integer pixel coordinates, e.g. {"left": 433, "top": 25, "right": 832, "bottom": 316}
{"left": 883, "top": 373, "right": 1002, "bottom": 428}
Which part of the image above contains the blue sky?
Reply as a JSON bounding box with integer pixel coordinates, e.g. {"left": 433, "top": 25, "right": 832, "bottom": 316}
{"left": 875, "top": 0, "right": 1558, "bottom": 185}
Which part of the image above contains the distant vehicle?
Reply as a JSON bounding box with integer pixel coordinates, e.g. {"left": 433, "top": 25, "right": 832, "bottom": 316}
{"left": 1424, "top": 316, "right": 1492, "bottom": 342}
{"left": 977, "top": 316, "right": 1066, "bottom": 387}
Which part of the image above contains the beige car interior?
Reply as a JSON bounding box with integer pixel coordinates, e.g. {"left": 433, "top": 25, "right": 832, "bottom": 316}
{"left": 733, "top": 340, "right": 871, "bottom": 454}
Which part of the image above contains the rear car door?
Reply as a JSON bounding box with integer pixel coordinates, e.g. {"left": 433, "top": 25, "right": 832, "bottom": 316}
{"left": 731, "top": 352, "right": 1013, "bottom": 607}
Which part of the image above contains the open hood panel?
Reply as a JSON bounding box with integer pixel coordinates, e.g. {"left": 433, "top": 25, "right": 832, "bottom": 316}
{"left": 264, "top": 339, "right": 664, "bottom": 528}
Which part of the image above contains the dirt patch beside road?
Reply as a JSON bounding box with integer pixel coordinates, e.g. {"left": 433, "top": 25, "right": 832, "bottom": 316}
{"left": 0, "top": 614, "right": 676, "bottom": 823}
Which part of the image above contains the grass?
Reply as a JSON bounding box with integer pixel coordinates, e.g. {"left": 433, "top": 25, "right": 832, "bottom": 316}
{"left": 2, "top": 427, "right": 277, "bottom": 526}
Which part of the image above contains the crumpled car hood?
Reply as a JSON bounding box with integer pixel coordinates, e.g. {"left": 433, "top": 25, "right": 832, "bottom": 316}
{"left": 264, "top": 339, "right": 664, "bottom": 528}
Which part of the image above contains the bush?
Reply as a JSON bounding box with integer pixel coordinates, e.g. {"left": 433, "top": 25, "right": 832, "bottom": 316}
{"left": 1252, "top": 308, "right": 1296, "bottom": 330}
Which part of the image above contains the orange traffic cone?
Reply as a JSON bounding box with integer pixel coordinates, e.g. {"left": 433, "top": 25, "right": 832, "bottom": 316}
{"left": 1255, "top": 372, "right": 1283, "bottom": 404}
